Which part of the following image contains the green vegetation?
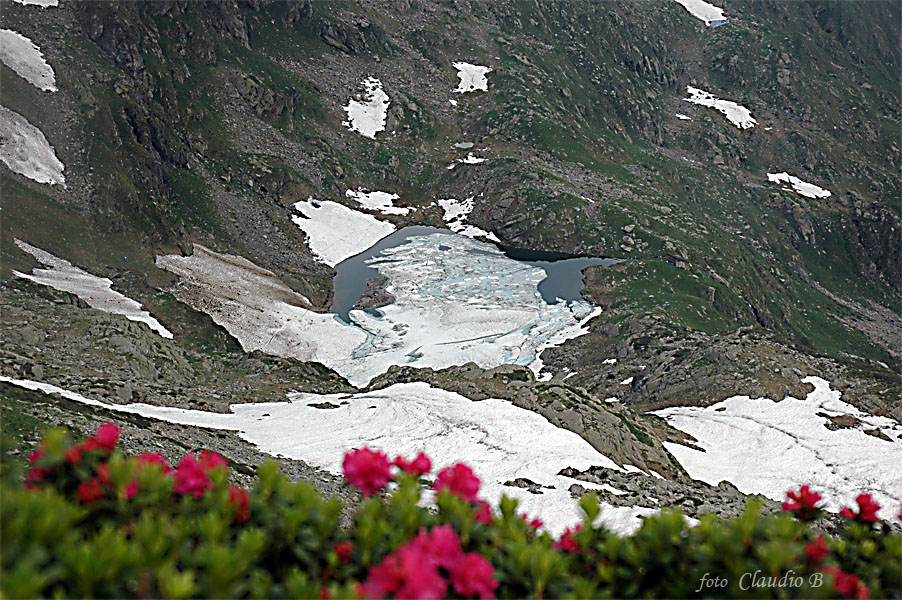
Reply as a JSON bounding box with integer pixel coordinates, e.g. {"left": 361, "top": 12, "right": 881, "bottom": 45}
{"left": 3, "top": 424, "right": 900, "bottom": 599}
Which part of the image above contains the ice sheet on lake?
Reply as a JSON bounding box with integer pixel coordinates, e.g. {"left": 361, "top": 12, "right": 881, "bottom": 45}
{"left": 292, "top": 198, "right": 396, "bottom": 267}
{"left": 672, "top": 0, "right": 726, "bottom": 26}
{"left": 346, "top": 189, "right": 411, "bottom": 215}
{"left": 14, "top": 240, "right": 172, "bottom": 338}
{"left": 342, "top": 77, "right": 389, "bottom": 139}
{"left": 0, "top": 105, "right": 64, "bottom": 185}
{"left": 0, "top": 29, "right": 57, "bottom": 91}
{"left": 453, "top": 62, "right": 492, "bottom": 93}
{"left": 653, "top": 376, "right": 902, "bottom": 521}
{"left": 684, "top": 86, "right": 756, "bottom": 129}
{"left": 0, "top": 374, "right": 660, "bottom": 535}
{"left": 767, "top": 172, "right": 831, "bottom": 199}
{"left": 157, "top": 232, "right": 600, "bottom": 387}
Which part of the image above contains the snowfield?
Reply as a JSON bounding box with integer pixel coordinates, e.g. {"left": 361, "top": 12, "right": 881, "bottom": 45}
{"left": 0, "top": 29, "right": 57, "bottom": 91}
{"left": 156, "top": 244, "right": 366, "bottom": 365}
{"left": 767, "top": 172, "right": 832, "bottom": 199}
{"left": 0, "top": 105, "right": 65, "bottom": 185}
{"left": 342, "top": 77, "right": 390, "bottom": 139}
{"left": 453, "top": 62, "right": 492, "bottom": 93}
{"left": 346, "top": 189, "right": 411, "bottom": 215}
{"left": 0, "top": 375, "right": 664, "bottom": 536}
{"left": 653, "top": 376, "right": 902, "bottom": 521}
{"left": 292, "top": 198, "right": 396, "bottom": 266}
{"left": 672, "top": 0, "right": 726, "bottom": 26}
{"left": 684, "top": 86, "right": 757, "bottom": 129}
{"left": 13, "top": 240, "right": 173, "bottom": 338}
{"left": 157, "top": 230, "right": 600, "bottom": 387}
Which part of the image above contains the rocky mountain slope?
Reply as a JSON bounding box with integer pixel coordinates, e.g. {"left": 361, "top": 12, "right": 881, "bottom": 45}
{"left": 2, "top": 0, "right": 899, "bottom": 517}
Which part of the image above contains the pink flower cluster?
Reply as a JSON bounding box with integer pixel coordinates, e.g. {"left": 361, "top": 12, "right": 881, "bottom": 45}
{"left": 781, "top": 485, "right": 823, "bottom": 521}
{"left": 362, "top": 525, "right": 498, "bottom": 599}
{"left": 839, "top": 494, "right": 881, "bottom": 523}
{"left": 25, "top": 422, "right": 251, "bottom": 524}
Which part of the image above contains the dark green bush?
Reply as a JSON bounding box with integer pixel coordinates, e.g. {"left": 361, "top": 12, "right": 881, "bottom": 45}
{"left": 2, "top": 423, "right": 899, "bottom": 599}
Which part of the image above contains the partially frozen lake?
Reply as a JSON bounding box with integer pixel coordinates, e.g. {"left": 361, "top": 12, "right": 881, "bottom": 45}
{"left": 331, "top": 226, "right": 618, "bottom": 322}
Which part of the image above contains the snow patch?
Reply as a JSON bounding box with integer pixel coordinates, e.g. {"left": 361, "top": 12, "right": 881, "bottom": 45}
{"left": 767, "top": 172, "right": 831, "bottom": 199}
{"left": 602, "top": 358, "right": 617, "bottom": 365}
{"left": 0, "top": 105, "right": 64, "bottom": 185}
{"left": 675, "top": 113, "right": 692, "bottom": 121}
{"left": 346, "top": 189, "right": 411, "bottom": 215}
{"left": 436, "top": 196, "right": 499, "bottom": 242}
{"left": 0, "top": 29, "right": 57, "bottom": 91}
{"left": 453, "top": 62, "right": 492, "bottom": 93}
{"left": 672, "top": 0, "right": 726, "bottom": 26}
{"left": 292, "top": 198, "right": 396, "bottom": 266}
{"left": 653, "top": 376, "right": 902, "bottom": 521}
{"left": 620, "top": 377, "right": 633, "bottom": 385}
{"left": 684, "top": 86, "right": 756, "bottom": 129}
{"left": 11, "top": 0, "right": 58, "bottom": 5}
{"left": 0, "top": 375, "right": 640, "bottom": 535}
{"left": 342, "top": 77, "right": 389, "bottom": 139}
{"left": 14, "top": 240, "right": 172, "bottom": 338}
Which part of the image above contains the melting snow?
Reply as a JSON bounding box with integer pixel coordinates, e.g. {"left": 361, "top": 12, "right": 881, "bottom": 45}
{"left": 684, "top": 86, "right": 757, "bottom": 130}
{"left": 291, "top": 198, "right": 396, "bottom": 266}
{"left": 672, "top": 0, "right": 726, "bottom": 26}
{"left": 0, "top": 29, "right": 57, "bottom": 91}
{"left": 11, "top": 0, "right": 58, "bottom": 5}
{"left": 653, "top": 376, "right": 902, "bottom": 521}
{"left": 0, "top": 375, "right": 663, "bottom": 535}
{"left": 453, "top": 141, "right": 473, "bottom": 149}
{"left": 157, "top": 232, "right": 600, "bottom": 388}
{"left": 620, "top": 377, "right": 634, "bottom": 385}
{"left": 0, "top": 105, "right": 64, "bottom": 185}
{"left": 436, "top": 197, "right": 499, "bottom": 242}
{"left": 346, "top": 189, "right": 411, "bottom": 216}
{"left": 675, "top": 113, "right": 692, "bottom": 121}
{"left": 767, "top": 172, "right": 831, "bottom": 199}
{"left": 14, "top": 240, "right": 173, "bottom": 338}
{"left": 453, "top": 62, "right": 492, "bottom": 94}
{"left": 342, "top": 77, "right": 390, "bottom": 139}
{"left": 602, "top": 358, "right": 617, "bottom": 365}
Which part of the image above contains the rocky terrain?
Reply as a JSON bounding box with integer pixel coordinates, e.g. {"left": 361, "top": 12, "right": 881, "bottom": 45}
{"left": 1, "top": 0, "right": 899, "bottom": 520}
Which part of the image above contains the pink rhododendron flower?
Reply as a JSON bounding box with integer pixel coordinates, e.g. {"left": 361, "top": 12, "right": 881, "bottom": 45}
{"left": 77, "top": 477, "right": 105, "bottom": 504}
{"left": 343, "top": 448, "right": 392, "bottom": 497}
{"left": 173, "top": 452, "right": 215, "bottom": 498}
{"left": 839, "top": 494, "right": 881, "bottom": 523}
{"left": 64, "top": 443, "right": 86, "bottom": 465}
{"left": 125, "top": 481, "right": 138, "bottom": 500}
{"left": 411, "top": 525, "right": 463, "bottom": 567}
{"left": 553, "top": 525, "right": 582, "bottom": 552}
{"left": 805, "top": 535, "right": 830, "bottom": 565}
{"left": 27, "top": 446, "right": 45, "bottom": 464}
{"left": 229, "top": 485, "right": 250, "bottom": 523}
{"left": 24, "top": 466, "right": 50, "bottom": 490}
{"left": 136, "top": 452, "right": 172, "bottom": 473}
{"left": 823, "top": 567, "right": 869, "bottom": 599}
{"left": 393, "top": 452, "right": 432, "bottom": 477}
{"left": 782, "top": 485, "right": 822, "bottom": 521}
{"left": 449, "top": 552, "right": 498, "bottom": 599}
{"left": 521, "top": 514, "right": 543, "bottom": 530}
{"left": 434, "top": 463, "right": 480, "bottom": 502}
{"left": 362, "top": 544, "right": 447, "bottom": 599}
{"left": 474, "top": 500, "right": 493, "bottom": 524}
{"left": 334, "top": 541, "right": 353, "bottom": 563}
{"left": 89, "top": 422, "right": 120, "bottom": 451}
{"left": 199, "top": 450, "right": 228, "bottom": 471}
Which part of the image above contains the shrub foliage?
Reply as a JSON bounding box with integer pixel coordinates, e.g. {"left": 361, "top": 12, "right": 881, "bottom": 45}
{"left": 2, "top": 423, "right": 900, "bottom": 599}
